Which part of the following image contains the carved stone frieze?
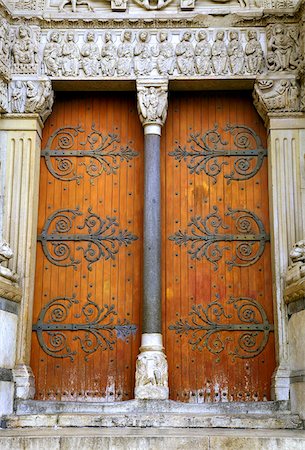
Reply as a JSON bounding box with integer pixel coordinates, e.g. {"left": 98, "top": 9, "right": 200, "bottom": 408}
{"left": 40, "top": 28, "right": 270, "bottom": 79}
{"left": 9, "top": 79, "right": 54, "bottom": 122}
{"left": 11, "top": 25, "right": 39, "bottom": 75}
{"left": 0, "top": 79, "right": 8, "bottom": 113}
{"left": 284, "top": 241, "right": 305, "bottom": 304}
{"left": 266, "top": 24, "right": 300, "bottom": 72}
{"left": 137, "top": 80, "right": 168, "bottom": 128}
{"left": 253, "top": 78, "right": 301, "bottom": 122}
{"left": 0, "top": 17, "right": 10, "bottom": 81}
{"left": 58, "top": 0, "right": 94, "bottom": 13}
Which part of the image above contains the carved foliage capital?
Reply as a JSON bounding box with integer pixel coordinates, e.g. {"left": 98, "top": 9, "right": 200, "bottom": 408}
{"left": 136, "top": 80, "right": 168, "bottom": 128}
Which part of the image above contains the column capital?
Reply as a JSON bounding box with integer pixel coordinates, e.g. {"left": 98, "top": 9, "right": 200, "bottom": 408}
{"left": 253, "top": 76, "right": 303, "bottom": 127}
{"left": 136, "top": 79, "right": 168, "bottom": 135}
{"left": 8, "top": 78, "right": 54, "bottom": 124}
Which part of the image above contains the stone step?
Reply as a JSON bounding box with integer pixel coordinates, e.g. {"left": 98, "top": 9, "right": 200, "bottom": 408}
{"left": 2, "top": 412, "right": 303, "bottom": 430}
{"left": 1, "top": 427, "right": 305, "bottom": 450}
{"left": 16, "top": 399, "right": 292, "bottom": 415}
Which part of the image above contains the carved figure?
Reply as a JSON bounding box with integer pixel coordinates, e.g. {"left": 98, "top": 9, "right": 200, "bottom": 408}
{"left": 61, "top": 32, "right": 80, "bottom": 77}
{"left": 227, "top": 31, "right": 244, "bottom": 75}
{"left": 11, "top": 81, "right": 26, "bottom": 113}
{"left": 0, "top": 80, "right": 8, "bottom": 112}
{"left": 137, "top": 85, "right": 168, "bottom": 126}
{"left": 134, "top": 31, "right": 152, "bottom": 76}
{"left": 195, "top": 30, "right": 212, "bottom": 75}
{"left": 290, "top": 241, "right": 305, "bottom": 264}
{"left": 12, "top": 25, "right": 38, "bottom": 71}
{"left": 0, "top": 18, "right": 9, "bottom": 60}
{"left": 133, "top": 0, "right": 173, "bottom": 10}
{"left": 176, "top": 31, "right": 195, "bottom": 76}
{"left": 245, "top": 30, "right": 264, "bottom": 74}
{"left": 81, "top": 32, "right": 100, "bottom": 77}
{"left": 211, "top": 31, "right": 228, "bottom": 75}
{"left": 101, "top": 33, "right": 117, "bottom": 77}
{"left": 267, "top": 24, "right": 299, "bottom": 71}
{"left": 0, "top": 241, "right": 13, "bottom": 264}
{"left": 155, "top": 31, "right": 175, "bottom": 76}
{"left": 58, "top": 0, "right": 94, "bottom": 12}
{"left": 44, "top": 31, "right": 62, "bottom": 77}
{"left": 136, "top": 353, "right": 168, "bottom": 388}
{"left": 117, "top": 31, "right": 133, "bottom": 76}
{"left": 255, "top": 79, "right": 299, "bottom": 113}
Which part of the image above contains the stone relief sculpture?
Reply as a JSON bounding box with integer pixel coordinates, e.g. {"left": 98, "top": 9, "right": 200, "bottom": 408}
{"left": 81, "top": 32, "right": 100, "bottom": 77}
{"left": 290, "top": 241, "right": 305, "bottom": 264}
{"left": 0, "top": 240, "right": 18, "bottom": 282}
{"left": 154, "top": 31, "right": 175, "bottom": 76}
{"left": 111, "top": 0, "right": 127, "bottom": 11}
{"left": 59, "top": 0, "right": 94, "bottom": 12}
{"left": 12, "top": 25, "right": 39, "bottom": 74}
{"left": 227, "top": 31, "right": 244, "bottom": 75}
{"left": 284, "top": 241, "right": 305, "bottom": 303}
{"left": 61, "top": 32, "right": 80, "bottom": 76}
{"left": 176, "top": 31, "right": 195, "bottom": 76}
{"left": 0, "top": 18, "right": 10, "bottom": 80}
{"left": 211, "top": 31, "right": 228, "bottom": 75}
{"left": 245, "top": 30, "right": 264, "bottom": 74}
{"left": 135, "top": 353, "right": 168, "bottom": 388}
{"left": 133, "top": 0, "right": 173, "bottom": 10}
{"left": 11, "top": 81, "right": 26, "bottom": 112}
{"left": 10, "top": 80, "right": 54, "bottom": 122}
{"left": 134, "top": 31, "right": 152, "bottom": 76}
{"left": 117, "top": 31, "right": 134, "bottom": 76}
{"left": 254, "top": 79, "right": 300, "bottom": 119}
{"left": 266, "top": 24, "right": 300, "bottom": 72}
{"left": 137, "top": 84, "right": 168, "bottom": 127}
{"left": 195, "top": 30, "right": 211, "bottom": 75}
{"left": 44, "top": 31, "right": 62, "bottom": 77}
{"left": 101, "top": 33, "right": 117, "bottom": 77}
{"left": 0, "top": 80, "right": 8, "bottom": 113}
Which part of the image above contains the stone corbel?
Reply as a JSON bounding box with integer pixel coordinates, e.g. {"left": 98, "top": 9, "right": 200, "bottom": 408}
{"left": 253, "top": 76, "right": 302, "bottom": 124}
{"left": 9, "top": 78, "right": 54, "bottom": 123}
{"left": 136, "top": 79, "right": 168, "bottom": 135}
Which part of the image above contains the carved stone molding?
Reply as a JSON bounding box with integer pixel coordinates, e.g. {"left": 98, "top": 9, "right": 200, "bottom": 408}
{"left": 9, "top": 79, "right": 54, "bottom": 122}
{"left": 0, "top": 277, "right": 22, "bottom": 302}
{"left": 253, "top": 77, "right": 301, "bottom": 123}
{"left": 137, "top": 80, "right": 168, "bottom": 129}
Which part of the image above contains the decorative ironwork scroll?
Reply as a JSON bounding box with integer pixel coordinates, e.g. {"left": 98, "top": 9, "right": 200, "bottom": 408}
{"left": 169, "top": 206, "right": 269, "bottom": 271}
{"left": 41, "top": 124, "right": 138, "bottom": 183}
{"left": 32, "top": 294, "right": 137, "bottom": 361}
{"left": 169, "top": 296, "right": 274, "bottom": 361}
{"left": 169, "top": 124, "right": 267, "bottom": 184}
{"left": 38, "top": 207, "right": 138, "bottom": 270}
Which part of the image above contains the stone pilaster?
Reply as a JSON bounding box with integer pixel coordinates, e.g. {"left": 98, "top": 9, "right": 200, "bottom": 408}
{"left": 135, "top": 80, "right": 169, "bottom": 400}
{"left": 254, "top": 78, "right": 305, "bottom": 400}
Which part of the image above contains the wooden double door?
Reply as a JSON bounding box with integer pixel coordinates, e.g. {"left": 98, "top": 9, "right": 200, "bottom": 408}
{"left": 31, "top": 91, "right": 275, "bottom": 402}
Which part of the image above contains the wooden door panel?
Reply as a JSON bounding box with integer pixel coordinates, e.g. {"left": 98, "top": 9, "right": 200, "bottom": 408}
{"left": 162, "top": 92, "right": 275, "bottom": 402}
{"left": 31, "top": 92, "right": 143, "bottom": 401}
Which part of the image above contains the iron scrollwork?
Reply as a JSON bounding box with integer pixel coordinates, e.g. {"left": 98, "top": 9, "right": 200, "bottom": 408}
{"left": 38, "top": 207, "right": 138, "bottom": 270}
{"left": 169, "top": 296, "right": 274, "bottom": 361}
{"left": 169, "top": 206, "right": 269, "bottom": 270}
{"left": 41, "top": 124, "right": 138, "bottom": 183}
{"left": 169, "top": 124, "right": 267, "bottom": 184}
{"left": 32, "top": 294, "right": 137, "bottom": 361}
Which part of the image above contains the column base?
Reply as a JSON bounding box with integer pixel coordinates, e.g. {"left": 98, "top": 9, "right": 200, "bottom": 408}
{"left": 271, "top": 365, "right": 290, "bottom": 401}
{"left": 135, "top": 333, "right": 169, "bottom": 400}
{"left": 13, "top": 364, "right": 35, "bottom": 400}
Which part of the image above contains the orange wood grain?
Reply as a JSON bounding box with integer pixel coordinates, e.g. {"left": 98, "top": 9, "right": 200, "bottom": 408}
{"left": 161, "top": 91, "right": 275, "bottom": 402}
{"left": 31, "top": 93, "right": 143, "bottom": 402}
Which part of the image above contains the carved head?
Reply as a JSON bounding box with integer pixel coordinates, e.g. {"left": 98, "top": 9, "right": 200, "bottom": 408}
{"left": 274, "top": 24, "right": 284, "bottom": 36}
{"left": 50, "top": 31, "right": 60, "bottom": 43}
{"left": 67, "top": 32, "right": 75, "bottom": 42}
{"left": 18, "top": 26, "right": 29, "bottom": 39}
{"left": 139, "top": 31, "right": 148, "bottom": 42}
{"left": 0, "top": 241, "right": 13, "bottom": 263}
{"left": 86, "top": 31, "right": 95, "bottom": 42}
{"left": 229, "top": 31, "right": 238, "bottom": 41}
{"left": 290, "top": 240, "right": 305, "bottom": 264}
{"left": 123, "top": 31, "right": 132, "bottom": 42}
{"left": 159, "top": 31, "right": 168, "bottom": 42}
{"left": 216, "top": 31, "right": 225, "bottom": 41}
{"left": 247, "top": 30, "right": 258, "bottom": 41}
{"left": 182, "top": 31, "right": 191, "bottom": 42}
{"left": 105, "top": 32, "right": 112, "bottom": 43}
{"left": 197, "top": 30, "right": 207, "bottom": 42}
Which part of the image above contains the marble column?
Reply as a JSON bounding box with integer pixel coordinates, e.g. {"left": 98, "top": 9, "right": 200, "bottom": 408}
{"left": 135, "top": 80, "right": 169, "bottom": 400}
{"left": 254, "top": 78, "right": 305, "bottom": 401}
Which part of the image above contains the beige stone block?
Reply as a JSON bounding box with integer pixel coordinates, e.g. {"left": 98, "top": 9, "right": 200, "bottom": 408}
{"left": 288, "top": 310, "right": 305, "bottom": 371}
{"left": 0, "top": 381, "right": 14, "bottom": 415}
{"left": 210, "top": 436, "right": 305, "bottom": 449}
